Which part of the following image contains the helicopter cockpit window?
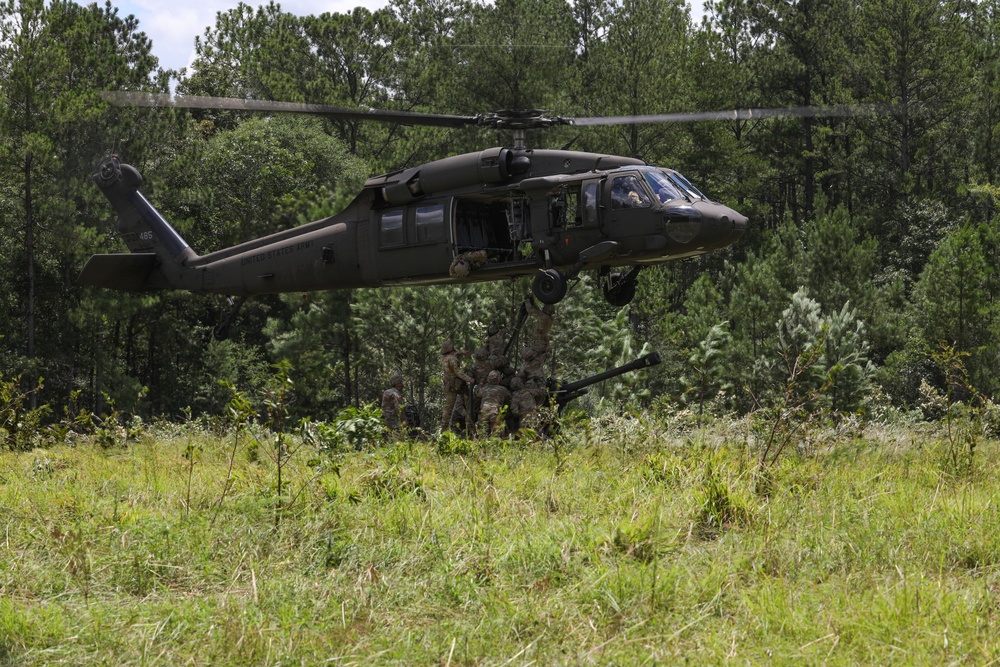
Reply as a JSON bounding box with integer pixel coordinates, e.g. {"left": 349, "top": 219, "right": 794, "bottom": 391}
{"left": 582, "top": 182, "right": 599, "bottom": 225}
{"left": 611, "top": 175, "right": 652, "bottom": 209}
{"left": 667, "top": 172, "right": 708, "bottom": 201}
{"left": 644, "top": 171, "right": 684, "bottom": 203}
{"left": 415, "top": 204, "right": 445, "bottom": 243}
{"left": 379, "top": 209, "right": 405, "bottom": 247}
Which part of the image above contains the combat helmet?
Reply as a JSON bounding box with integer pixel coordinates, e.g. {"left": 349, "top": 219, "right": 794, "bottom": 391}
{"left": 389, "top": 374, "right": 404, "bottom": 387}
{"left": 440, "top": 339, "right": 455, "bottom": 354}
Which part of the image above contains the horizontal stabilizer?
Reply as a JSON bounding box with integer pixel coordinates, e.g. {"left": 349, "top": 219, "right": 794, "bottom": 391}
{"left": 79, "top": 253, "right": 160, "bottom": 291}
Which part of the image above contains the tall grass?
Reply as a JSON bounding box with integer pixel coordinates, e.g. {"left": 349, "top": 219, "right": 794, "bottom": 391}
{"left": 1, "top": 417, "right": 999, "bottom": 664}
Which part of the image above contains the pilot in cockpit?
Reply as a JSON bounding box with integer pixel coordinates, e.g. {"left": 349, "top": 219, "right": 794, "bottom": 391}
{"left": 612, "top": 177, "right": 649, "bottom": 209}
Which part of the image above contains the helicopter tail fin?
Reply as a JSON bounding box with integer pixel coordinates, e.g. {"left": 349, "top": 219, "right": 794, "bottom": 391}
{"left": 79, "top": 157, "right": 197, "bottom": 292}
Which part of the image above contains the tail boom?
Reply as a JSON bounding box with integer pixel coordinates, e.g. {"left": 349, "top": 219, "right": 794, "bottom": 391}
{"left": 82, "top": 157, "right": 367, "bottom": 297}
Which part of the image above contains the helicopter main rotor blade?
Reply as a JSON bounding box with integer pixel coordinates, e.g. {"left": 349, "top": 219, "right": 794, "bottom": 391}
{"left": 567, "top": 104, "right": 899, "bottom": 127}
{"left": 101, "top": 92, "right": 901, "bottom": 132}
{"left": 99, "top": 91, "right": 479, "bottom": 129}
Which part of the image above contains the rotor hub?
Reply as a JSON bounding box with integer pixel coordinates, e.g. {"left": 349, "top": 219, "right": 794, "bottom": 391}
{"left": 475, "top": 109, "right": 570, "bottom": 131}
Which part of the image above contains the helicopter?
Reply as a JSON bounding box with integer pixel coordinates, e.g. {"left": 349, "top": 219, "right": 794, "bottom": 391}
{"left": 80, "top": 96, "right": 874, "bottom": 315}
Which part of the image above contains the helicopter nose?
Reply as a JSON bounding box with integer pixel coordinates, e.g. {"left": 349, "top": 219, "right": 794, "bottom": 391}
{"left": 694, "top": 202, "right": 748, "bottom": 248}
{"left": 721, "top": 208, "right": 748, "bottom": 240}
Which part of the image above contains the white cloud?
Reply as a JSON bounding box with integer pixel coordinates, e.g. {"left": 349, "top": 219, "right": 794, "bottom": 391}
{"left": 113, "top": 0, "right": 709, "bottom": 77}
{"left": 114, "top": 0, "right": 389, "bottom": 74}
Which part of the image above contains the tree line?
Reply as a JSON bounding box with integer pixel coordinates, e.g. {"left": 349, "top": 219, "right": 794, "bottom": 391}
{"left": 0, "top": 0, "right": 997, "bottom": 438}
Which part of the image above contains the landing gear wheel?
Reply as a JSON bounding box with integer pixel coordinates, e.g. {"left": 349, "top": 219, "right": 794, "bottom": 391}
{"left": 532, "top": 268, "right": 567, "bottom": 304}
{"left": 603, "top": 278, "right": 637, "bottom": 306}
{"left": 599, "top": 266, "right": 641, "bottom": 306}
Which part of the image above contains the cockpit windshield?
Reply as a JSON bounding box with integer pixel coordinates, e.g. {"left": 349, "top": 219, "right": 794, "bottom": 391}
{"left": 643, "top": 169, "right": 708, "bottom": 203}
{"left": 668, "top": 172, "right": 707, "bottom": 201}
{"left": 643, "top": 171, "right": 683, "bottom": 203}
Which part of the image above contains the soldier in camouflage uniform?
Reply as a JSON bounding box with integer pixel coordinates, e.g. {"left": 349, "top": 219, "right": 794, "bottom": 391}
{"left": 524, "top": 294, "right": 555, "bottom": 350}
{"left": 440, "top": 339, "right": 474, "bottom": 433}
{"left": 470, "top": 346, "right": 495, "bottom": 418}
{"left": 514, "top": 296, "right": 550, "bottom": 378}
{"left": 381, "top": 374, "right": 406, "bottom": 438}
{"left": 520, "top": 345, "right": 547, "bottom": 382}
{"left": 476, "top": 370, "right": 511, "bottom": 438}
{"left": 486, "top": 323, "right": 505, "bottom": 359}
{"left": 448, "top": 250, "right": 489, "bottom": 277}
{"left": 472, "top": 346, "right": 494, "bottom": 385}
{"left": 508, "top": 375, "right": 537, "bottom": 434}
{"left": 450, "top": 391, "right": 470, "bottom": 435}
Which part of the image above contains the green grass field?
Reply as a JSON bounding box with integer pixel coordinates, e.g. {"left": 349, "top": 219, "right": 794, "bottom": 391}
{"left": 2, "top": 416, "right": 999, "bottom": 665}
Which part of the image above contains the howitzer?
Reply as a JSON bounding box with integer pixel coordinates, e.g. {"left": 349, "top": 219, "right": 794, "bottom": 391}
{"left": 549, "top": 351, "right": 661, "bottom": 410}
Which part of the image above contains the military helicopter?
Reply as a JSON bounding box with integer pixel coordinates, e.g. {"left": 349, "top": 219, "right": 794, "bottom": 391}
{"left": 81, "top": 96, "right": 871, "bottom": 313}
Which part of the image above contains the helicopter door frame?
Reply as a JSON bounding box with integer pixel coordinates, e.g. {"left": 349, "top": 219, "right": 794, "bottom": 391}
{"left": 452, "top": 197, "right": 519, "bottom": 264}
{"left": 548, "top": 180, "right": 600, "bottom": 233}
{"left": 579, "top": 179, "right": 602, "bottom": 231}
{"left": 536, "top": 179, "right": 607, "bottom": 272}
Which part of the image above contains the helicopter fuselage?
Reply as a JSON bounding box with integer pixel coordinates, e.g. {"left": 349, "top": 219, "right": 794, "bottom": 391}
{"left": 81, "top": 148, "right": 747, "bottom": 306}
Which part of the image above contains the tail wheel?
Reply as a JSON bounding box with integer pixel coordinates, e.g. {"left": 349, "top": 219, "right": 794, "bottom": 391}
{"left": 533, "top": 268, "right": 567, "bottom": 304}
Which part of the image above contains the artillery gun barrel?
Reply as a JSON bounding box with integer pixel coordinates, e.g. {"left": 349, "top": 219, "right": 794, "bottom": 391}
{"left": 553, "top": 351, "right": 661, "bottom": 405}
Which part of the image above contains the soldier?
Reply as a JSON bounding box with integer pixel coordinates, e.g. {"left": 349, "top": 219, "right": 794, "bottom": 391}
{"left": 525, "top": 375, "right": 549, "bottom": 410}
{"left": 476, "top": 370, "right": 511, "bottom": 438}
{"left": 448, "top": 249, "right": 489, "bottom": 277}
{"left": 469, "top": 346, "right": 494, "bottom": 419}
{"left": 440, "top": 339, "right": 474, "bottom": 433}
{"left": 381, "top": 374, "right": 406, "bottom": 438}
{"left": 450, "top": 391, "right": 471, "bottom": 435}
{"left": 524, "top": 294, "right": 555, "bottom": 350}
{"left": 472, "top": 346, "right": 494, "bottom": 385}
{"left": 486, "top": 322, "right": 505, "bottom": 359}
{"left": 496, "top": 356, "right": 516, "bottom": 389}
{"left": 508, "top": 375, "right": 537, "bottom": 434}
{"left": 520, "top": 345, "right": 547, "bottom": 382}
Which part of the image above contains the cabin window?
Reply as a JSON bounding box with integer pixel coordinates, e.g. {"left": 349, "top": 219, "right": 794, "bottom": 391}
{"left": 379, "top": 209, "right": 405, "bottom": 247}
{"left": 415, "top": 204, "right": 445, "bottom": 243}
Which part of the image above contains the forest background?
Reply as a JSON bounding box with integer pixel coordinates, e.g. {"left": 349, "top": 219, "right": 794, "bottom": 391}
{"left": 1, "top": 0, "right": 998, "bottom": 435}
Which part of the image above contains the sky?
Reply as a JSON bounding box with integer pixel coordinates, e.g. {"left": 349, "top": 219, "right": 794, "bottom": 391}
{"left": 115, "top": 0, "right": 390, "bottom": 74}
{"left": 115, "top": 0, "right": 708, "bottom": 77}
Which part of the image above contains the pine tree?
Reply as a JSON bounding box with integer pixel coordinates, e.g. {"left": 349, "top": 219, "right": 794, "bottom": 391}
{"left": 914, "top": 222, "right": 999, "bottom": 396}
{"left": 0, "top": 0, "right": 161, "bottom": 410}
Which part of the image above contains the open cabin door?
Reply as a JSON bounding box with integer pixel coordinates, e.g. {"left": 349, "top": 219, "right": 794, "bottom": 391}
{"left": 453, "top": 198, "right": 522, "bottom": 265}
